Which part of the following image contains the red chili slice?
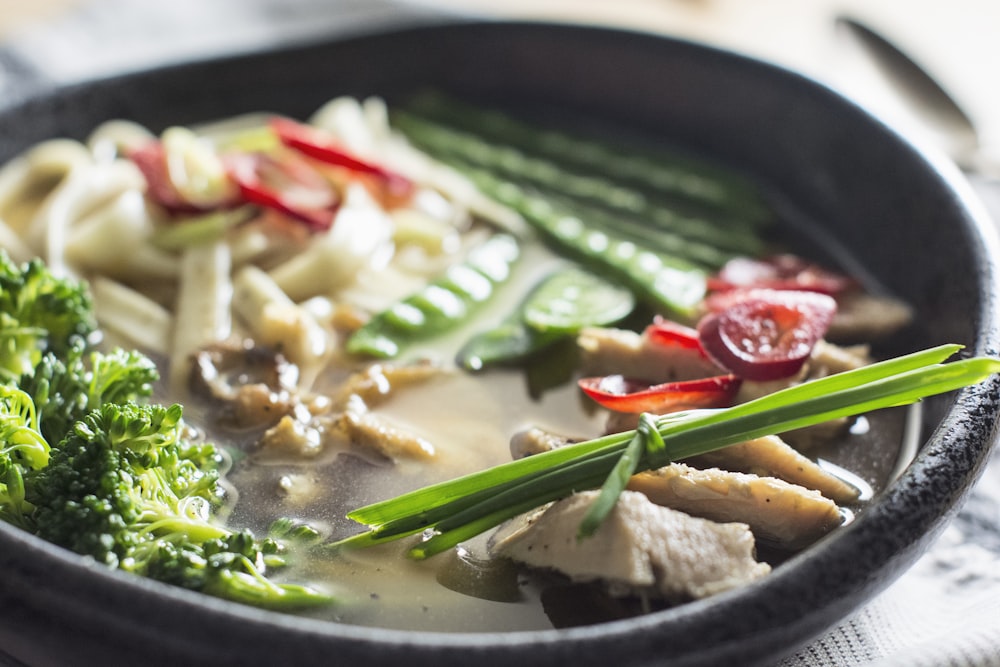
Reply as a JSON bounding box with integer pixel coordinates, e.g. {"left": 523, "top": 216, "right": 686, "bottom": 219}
{"left": 696, "top": 289, "right": 837, "bottom": 382}
{"left": 129, "top": 141, "right": 205, "bottom": 214}
{"left": 644, "top": 317, "right": 705, "bottom": 355}
{"left": 707, "top": 254, "right": 854, "bottom": 295}
{"left": 270, "top": 117, "right": 414, "bottom": 199}
{"left": 227, "top": 152, "right": 341, "bottom": 231}
{"left": 578, "top": 373, "right": 741, "bottom": 414}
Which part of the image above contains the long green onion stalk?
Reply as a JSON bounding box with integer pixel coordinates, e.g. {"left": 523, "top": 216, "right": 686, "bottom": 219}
{"left": 334, "top": 345, "right": 999, "bottom": 559}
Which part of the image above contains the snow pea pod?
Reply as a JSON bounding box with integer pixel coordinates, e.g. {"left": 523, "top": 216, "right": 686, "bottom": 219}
{"left": 406, "top": 93, "right": 774, "bottom": 226}
{"left": 392, "top": 111, "right": 766, "bottom": 253}
{"left": 457, "top": 265, "right": 635, "bottom": 371}
{"left": 346, "top": 233, "right": 520, "bottom": 359}
{"left": 521, "top": 266, "right": 635, "bottom": 334}
{"left": 456, "top": 316, "right": 559, "bottom": 371}
{"left": 538, "top": 190, "right": 735, "bottom": 269}
{"left": 448, "top": 163, "right": 707, "bottom": 319}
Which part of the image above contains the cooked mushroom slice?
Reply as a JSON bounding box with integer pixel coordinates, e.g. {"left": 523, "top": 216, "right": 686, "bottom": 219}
{"left": 490, "top": 490, "right": 770, "bottom": 601}
{"left": 257, "top": 413, "right": 325, "bottom": 459}
{"left": 257, "top": 363, "right": 444, "bottom": 462}
{"left": 319, "top": 394, "right": 436, "bottom": 461}
{"left": 627, "top": 463, "right": 843, "bottom": 549}
{"left": 330, "top": 361, "right": 443, "bottom": 408}
{"left": 684, "top": 435, "right": 860, "bottom": 504}
{"left": 189, "top": 338, "right": 301, "bottom": 429}
{"left": 577, "top": 326, "right": 720, "bottom": 381}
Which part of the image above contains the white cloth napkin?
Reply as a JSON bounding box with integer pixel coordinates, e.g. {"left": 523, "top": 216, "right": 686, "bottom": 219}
{"left": 2, "top": 2, "right": 999, "bottom": 666}
{"left": 781, "top": 442, "right": 1000, "bottom": 667}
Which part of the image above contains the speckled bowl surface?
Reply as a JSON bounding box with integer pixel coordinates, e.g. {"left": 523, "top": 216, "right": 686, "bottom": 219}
{"left": 0, "top": 20, "right": 998, "bottom": 667}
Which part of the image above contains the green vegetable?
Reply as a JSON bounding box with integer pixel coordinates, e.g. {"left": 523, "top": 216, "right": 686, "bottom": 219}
{"left": 26, "top": 401, "right": 329, "bottom": 610}
{"left": 28, "top": 402, "right": 223, "bottom": 563}
{"left": 539, "top": 189, "right": 737, "bottom": 269}
{"left": 457, "top": 266, "right": 634, "bottom": 371}
{"left": 335, "top": 344, "right": 1000, "bottom": 558}
{"left": 456, "top": 315, "right": 559, "bottom": 372}
{"left": 1, "top": 385, "right": 50, "bottom": 528}
{"left": 405, "top": 93, "right": 773, "bottom": 225}
{"left": 19, "top": 340, "right": 158, "bottom": 445}
{"left": 577, "top": 412, "right": 664, "bottom": 539}
{"left": 461, "top": 165, "right": 708, "bottom": 318}
{"left": 392, "top": 111, "right": 766, "bottom": 253}
{"left": 150, "top": 205, "right": 257, "bottom": 250}
{"left": 0, "top": 254, "right": 332, "bottom": 611}
{"left": 347, "top": 233, "right": 520, "bottom": 358}
{"left": 390, "top": 105, "right": 776, "bottom": 320}
{"left": 521, "top": 266, "right": 635, "bottom": 334}
{"left": 0, "top": 252, "right": 96, "bottom": 382}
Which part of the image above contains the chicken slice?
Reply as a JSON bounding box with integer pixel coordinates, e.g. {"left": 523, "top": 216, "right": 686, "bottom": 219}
{"left": 490, "top": 490, "right": 770, "bottom": 601}
{"left": 684, "top": 435, "right": 860, "bottom": 504}
{"left": 627, "top": 463, "right": 843, "bottom": 549}
{"left": 505, "top": 428, "right": 844, "bottom": 547}
{"left": 734, "top": 339, "right": 871, "bottom": 404}
{"left": 828, "top": 291, "right": 913, "bottom": 342}
{"left": 577, "top": 326, "right": 720, "bottom": 381}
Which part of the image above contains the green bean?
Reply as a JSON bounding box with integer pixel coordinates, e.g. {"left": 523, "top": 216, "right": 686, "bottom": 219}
{"left": 404, "top": 94, "right": 773, "bottom": 225}
{"left": 460, "top": 165, "right": 707, "bottom": 319}
{"left": 346, "top": 233, "right": 520, "bottom": 358}
{"left": 393, "top": 112, "right": 763, "bottom": 254}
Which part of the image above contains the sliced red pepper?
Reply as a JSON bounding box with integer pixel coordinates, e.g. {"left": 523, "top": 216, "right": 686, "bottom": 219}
{"left": 707, "top": 254, "right": 855, "bottom": 296}
{"left": 129, "top": 141, "right": 204, "bottom": 215}
{"left": 697, "top": 289, "right": 837, "bottom": 382}
{"left": 270, "top": 117, "right": 414, "bottom": 199}
{"left": 644, "top": 317, "right": 705, "bottom": 355}
{"left": 578, "top": 373, "right": 741, "bottom": 414}
{"left": 227, "top": 152, "right": 341, "bottom": 231}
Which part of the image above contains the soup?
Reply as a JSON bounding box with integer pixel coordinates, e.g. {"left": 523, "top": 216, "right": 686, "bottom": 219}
{"left": 0, "top": 93, "right": 929, "bottom": 631}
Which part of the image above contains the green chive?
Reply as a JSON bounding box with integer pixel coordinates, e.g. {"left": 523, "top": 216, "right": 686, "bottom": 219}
{"left": 334, "top": 346, "right": 999, "bottom": 559}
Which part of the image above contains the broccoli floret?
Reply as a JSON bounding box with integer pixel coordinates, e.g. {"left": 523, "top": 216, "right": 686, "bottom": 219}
{"left": 142, "top": 532, "right": 331, "bottom": 610}
{"left": 17, "top": 342, "right": 90, "bottom": 445}
{"left": 0, "top": 251, "right": 96, "bottom": 382}
{"left": 19, "top": 340, "right": 159, "bottom": 446}
{"left": 1, "top": 252, "right": 332, "bottom": 611}
{"left": 0, "top": 385, "right": 51, "bottom": 528}
{"left": 29, "top": 402, "right": 223, "bottom": 564}
{"left": 26, "top": 401, "right": 331, "bottom": 609}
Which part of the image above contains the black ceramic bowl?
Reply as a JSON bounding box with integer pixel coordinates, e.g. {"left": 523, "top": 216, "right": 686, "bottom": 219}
{"left": 1, "top": 20, "right": 998, "bottom": 667}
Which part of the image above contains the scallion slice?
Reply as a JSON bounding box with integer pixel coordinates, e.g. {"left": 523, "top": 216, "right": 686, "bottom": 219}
{"left": 334, "top": 344, "right": 999, "bottom": 559}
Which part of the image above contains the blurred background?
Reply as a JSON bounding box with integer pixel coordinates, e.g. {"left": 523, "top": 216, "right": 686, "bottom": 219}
{"left": 1, "top": 0, "right": 998, "bottom": 177}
